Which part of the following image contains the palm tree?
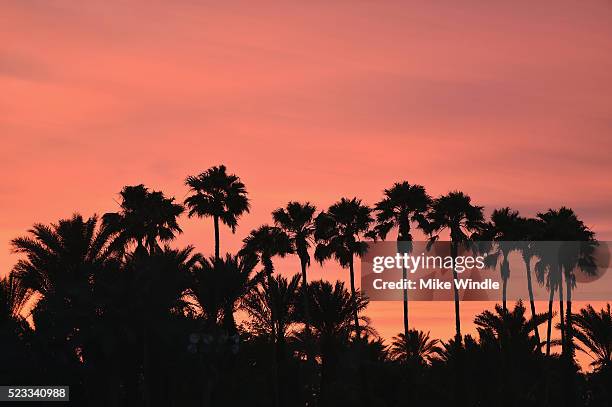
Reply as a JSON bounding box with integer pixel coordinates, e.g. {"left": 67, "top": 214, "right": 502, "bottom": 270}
{"left": 474, "top": 301, "right": 548, "bottom": 354}
{"left": 473, "top": 301, "right": 550, "bottom": 407}
{"left": 243, "top": 273, "right": 301, "bottom": 406}
{"left": 534, "top": 240, "right": 563, "bottom": 356}
{"left": 0, "top": 273, "right": 30, "bottom": 326}
{"left": 11, "top": 214, "right": 119, "bottom": 315}
{"left": 241, "top": 225, "right": 293, "bottom": 279}
{"left": 571, "top": 304, "right": 612, "bottom": 372}
{"left": 516, "top": 217, "right": 543, "bottom": 346}
{"left": 314, "top": 198, "right": 373, "bottom": 335}
{"left": 0, "top": 274, "right": 32, "bottom": 357}
{"left": 426, "top": 191, "right": 485, "bottom": 340}
{"left": 185, "top": 165, "right": 250, "bottom": 260}
{"left": 10, "top": 214, "right": 121, "bottom": 391}
{"left": 370, "top": 181, "right": 431, "bottom": 337}
{"left": 536, "top": 207, "right": 596, "bottom": 356}
{"left": 191, "top": 254, "right": 260, "bottom": 335}
{"left": 0, "top": 274, "right": 32, "bottom": 384}
{"left": 486, "top": 207, "right": 522, "bottom": 311}
{"left": 389, "top": 329, "right": 440, "bottom": 366}
{"left": 189, "top": 254, "right": 259, "bottom": 406}
{"left": 120, "top": 245, "right": 201, "bottom": 407}
{"left": 240, "top": 226, "right": 293, "bottom": 406}
{"left": 272, "top": 201, "right": 316, "bottom": 330}
{"left": 243, "top": 273, "right": 301, "bottom": 349}
{"left": 103, "top": 184, "right": 184, "bottom": 255}
{"left": 302, "top": 280, "right": 369, "bottom": 404}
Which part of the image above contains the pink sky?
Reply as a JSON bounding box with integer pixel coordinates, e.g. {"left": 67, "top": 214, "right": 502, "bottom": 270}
{"left": 2, "top": 1, "right": 612, "bottom": 358}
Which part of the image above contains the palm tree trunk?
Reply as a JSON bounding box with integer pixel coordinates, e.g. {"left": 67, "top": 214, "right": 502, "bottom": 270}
{"left": 502, "top": 277, "right": 507, "bottom": 312}
{"left": 270, "top": 318, "right": 280, "bottom": 407}
{"left": 397, "top": 239, "right": 410, "bottom": 338}
{"left": 262, "top": 255, "right": 280, "bottom": 407}
{"left": 563, "top": 267, "right": 575, "bottom": 407}
{"left": 450, "top": 242, "right": 461, "bottom": 341}
{"left": 300, "top": 257, "right": 311, "bottom": 333}
{"left": 565, "top": 270, "right": 573, "bottom": 356}
{"left": 546, "top": 287, "right": 555, "bottom": 356}
{"left": 501, "top": 254, "right": 508, "bottom": 311}
{"left": 348, "top": 257, "right": 360, "bottom": 337}
{"left": 559, "top": 273, "right": 565, "bottom": 353}
{"left": 213, "top": 216, "right": 220, "bottom": 261}
{"left": 524, "top": 257, "right": 541, "bottom": 347}
{"left": 402, "top": 265, "right": 409, "bottom": 337}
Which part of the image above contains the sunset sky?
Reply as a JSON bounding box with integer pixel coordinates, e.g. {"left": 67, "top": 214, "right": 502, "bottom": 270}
{"left": 2, "top": 1, "right": 612, "bottom": 351}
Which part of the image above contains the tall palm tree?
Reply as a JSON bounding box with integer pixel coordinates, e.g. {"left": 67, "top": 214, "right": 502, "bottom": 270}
{"left": 272, "top": 201, "right": 316, "bottom": 330}
{"left": 314, "top": 198, "right": 373, "bottom": 335}
{"left": 185, "top": 165, "right": 250, "bottom": 260}
{"left": 516, "top": 217, "right": 543, "bottom": 346}
{"left": 240, "top": 226, "right": 293, "bottom": 407}
{"left": 103, "top": 184, "right": 184, "bottom": 255}
{"left": 534, "top": 240, "right": 563, "bottom": 356}
{"left": 370, "top": 181, "right": 431, "bottom": 337}
{"left": 426, "top": 191, "right": 485, "bottom": 340}
{"left": 571, "top": 304, "right": 612, "bottom": 372}
{"left": 389, "top": 329, "right": 440, "bottom": 366}
{"left": 486, "top": 207, "right": 522, "bottom": 311}
{"left": 536, "top": 207, "right": 596, "bottom": 356}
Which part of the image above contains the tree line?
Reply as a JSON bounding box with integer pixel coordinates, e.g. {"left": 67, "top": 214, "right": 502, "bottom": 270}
{"left": 1, "top": 165, "right": 611, "bottom": 406}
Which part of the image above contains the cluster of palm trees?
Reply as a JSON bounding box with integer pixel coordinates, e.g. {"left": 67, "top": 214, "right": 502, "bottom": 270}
{"left": 1, "top": 164, "right": 611, "bottom": 406}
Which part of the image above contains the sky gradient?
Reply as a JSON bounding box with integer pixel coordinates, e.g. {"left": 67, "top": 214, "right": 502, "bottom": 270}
{"left": 2, "top": 1, "right": 612, "bottom": 357}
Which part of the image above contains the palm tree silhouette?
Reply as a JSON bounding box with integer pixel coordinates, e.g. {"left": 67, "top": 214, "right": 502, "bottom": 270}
{"left": 571, "top": 304, "right": 612, "bottom": 372}
{"left": 516, "top": 217, "right": 543, "bottom": 346}
{"left": 536, "top": 207, "right": 596, "bottom": 356}
{"left": 189, "top": 254, "right": 259, "bottom": 407}
{"left": 110, "top": 246, "right": 197, "bottom": 406}
{"left": 314, "top": 198, "right": 373, "bottom": 336}
{"left": 239, "top": 225, "right": 293, "bottom": 406}
{"left": 11, "top": 214, "right": 120, "bottom": 320}
{"left": 426, "top": 191, "right": 485, "bottom": 340}
{"left": 474, "top": 301, "right": 548, "bottom": 353}
{"left": 0, "top": 274, "right": 33, "bottom": 385}
{"left": 243, "top": 273, "right": 301, "bottom": 350}
{"left": 185, "top": 165, "right": 250, "bottom": 260}
{"left": 103, "top": 185, "right": 184, "bottom": 255}
{"left": 370, "top": 181, "right": 431, "bottom": 337}
{"left": 243, "top": 273, "right": 301, "bottom": 406}
{"left": 0, "top": 274, "right": 30, "bottom": 325}
{"left": 302, "top": 280, "right": 369, "bottom": 404}
{"left": 10, "top": 214, "right": 122, "bottom": 394}
{"left": 473, "top": 301, "right": 549, "bottom": 407}
{"left": 486, "top": 207, "right": 522, "bottom": 311}
{"left": 389, "top": 329, "right": 440, "bottom": 366}
{"left": 534, "top": 240, "right": 563, "bottom": 357}
{"left": 241, "top": 225, "right": 293, "bottom": 279}
{"left": 191, "top": 254, "right": 260, "bottom": 334}
{"left": 272, "top": 202, "right": 316, "bottom": 331}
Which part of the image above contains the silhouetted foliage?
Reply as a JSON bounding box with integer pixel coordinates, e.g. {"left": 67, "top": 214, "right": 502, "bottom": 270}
{"left": 185, "top": 165, "right": 249, "bottom": 260}
{"left": 3, "top": 177, "right": 609, "bottom": 407}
